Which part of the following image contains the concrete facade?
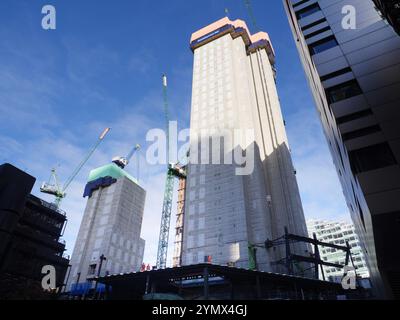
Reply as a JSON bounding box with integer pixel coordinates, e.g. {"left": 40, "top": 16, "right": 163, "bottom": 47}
{"left": 307, "top": 219, "right": 370, "bottom": 280}
{"left": 66, "top": 164, "right": 146, "bottom": 291}
{"left": 283, "top": 0, "right": 400, "bottom": 298}
{"left": 181, "top": 17, "right": 310, "bottom": 273}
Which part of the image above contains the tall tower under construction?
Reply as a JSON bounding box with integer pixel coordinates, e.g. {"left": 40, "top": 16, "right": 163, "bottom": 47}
{"left": 66, "top": 163, "right": 146, "bottom": 293}
{"left": 181, "top": 17, "right": 310, "bottom": 272}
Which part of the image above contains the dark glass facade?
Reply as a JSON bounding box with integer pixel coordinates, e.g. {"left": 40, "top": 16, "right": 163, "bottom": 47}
{"left": 0, "top": 163, "right": 69, "bottom": 299}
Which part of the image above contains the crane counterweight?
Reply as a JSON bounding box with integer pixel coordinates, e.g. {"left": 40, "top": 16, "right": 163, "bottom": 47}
{"left": 112, "top": 144, "right": 141, "bottom": 169}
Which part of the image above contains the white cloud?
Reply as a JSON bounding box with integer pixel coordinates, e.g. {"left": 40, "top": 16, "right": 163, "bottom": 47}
{"left": 286, "top": 107, "right": 351, "bottom": 224}
{"left": 0, "top": 136, "right": 23, "bottom": 162}
{"left": 0, "top": 31, "right": 179, "bottom": 266}
{"left": 128, "top": 47, "right": 157, "bottom": 75}
{"left": 0, "top": 13, "right": 354, "bottom": 274}
{"left": 140, "top": 172, "right": 178, "bottom": 266}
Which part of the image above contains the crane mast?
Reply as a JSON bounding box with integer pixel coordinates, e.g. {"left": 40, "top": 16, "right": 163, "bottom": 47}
{"left": 156, "top": 75, "right": 174, "bottom": 269}
{"left": 244, "top": 0, "right": 260, "bottom": 32}
{"left": 157, "top": 168, "right": 175, "bottom": 269}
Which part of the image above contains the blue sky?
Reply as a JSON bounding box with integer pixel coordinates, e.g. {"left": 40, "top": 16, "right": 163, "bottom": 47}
{"left": 0, "top": 0, "right": 350, "bottom": 265}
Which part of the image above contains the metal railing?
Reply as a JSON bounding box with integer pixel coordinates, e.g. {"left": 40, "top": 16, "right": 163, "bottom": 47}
{"left": 39, "top": 198, "right": 67, "bottom": 216}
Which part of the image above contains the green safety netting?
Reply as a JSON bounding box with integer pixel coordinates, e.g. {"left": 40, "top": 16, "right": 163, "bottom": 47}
{"left": 88, "top": 163, "right": 139, "bottom": 185}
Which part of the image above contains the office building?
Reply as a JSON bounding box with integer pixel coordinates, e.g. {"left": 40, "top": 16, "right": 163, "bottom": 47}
{"left": 307, "top": 219, "right": 370, "bottom": 280}
{"left": 373, "top": 0, "right": 400, "bottom": 35}
{"left": 283, "top": 0, "right": 400, "bottom": 298}
{"left": 181, "top": 17, "right": 310, "bottom": 273}
{"left": 66, "top": 163, "right": 146, "bottom": 294}
{"left": 0, "top": 163, "right": 69, "bottom": 299}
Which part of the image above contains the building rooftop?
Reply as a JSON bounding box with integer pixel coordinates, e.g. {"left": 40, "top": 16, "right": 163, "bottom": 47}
{"left": 95, "top": 263, "right": 351, "bottom": 300}
{"left": 87, "top": 163, "right": 139, "bottom": 185}
{"left": 190, "top": 17, "right": 275, "bottom": 61}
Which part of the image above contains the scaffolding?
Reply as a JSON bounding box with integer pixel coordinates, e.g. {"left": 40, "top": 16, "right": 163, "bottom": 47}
{"left": 172, "top": 173, "right": 186, "bottom": 268}
{"left": 250, "top": 227, "right": 358, "bottom": 281}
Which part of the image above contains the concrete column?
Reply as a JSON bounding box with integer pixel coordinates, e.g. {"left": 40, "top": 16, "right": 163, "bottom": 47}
{"left": 203, "top": 266, "right": 209, "bottom": 300}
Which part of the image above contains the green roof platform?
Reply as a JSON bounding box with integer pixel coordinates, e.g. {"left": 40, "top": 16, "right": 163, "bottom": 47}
{"left": 87, "top": 163, "right": 139, "bottom": 185}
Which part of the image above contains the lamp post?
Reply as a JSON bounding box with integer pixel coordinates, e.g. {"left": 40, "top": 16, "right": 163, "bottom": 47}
{"left": 93, "top": 254, "right": 106, "bottom": 299}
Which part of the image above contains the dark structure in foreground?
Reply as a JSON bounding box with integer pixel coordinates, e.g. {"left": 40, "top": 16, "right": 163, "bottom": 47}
{"left": 0, "top": 163, "right": 69, "bottom": 299}
{"left": 284, "top": 0, "right": 400, "bottom": 299}
{"left": 373, "top": 0, "right": 400, "bottom": 35}
{"left": 97, "top": 264, "right": 366, "bottom": 300}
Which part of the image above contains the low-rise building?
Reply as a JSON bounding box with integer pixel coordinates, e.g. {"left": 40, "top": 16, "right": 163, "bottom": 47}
{"left": 307, "top": 219, "right": 370, "bottom": 281}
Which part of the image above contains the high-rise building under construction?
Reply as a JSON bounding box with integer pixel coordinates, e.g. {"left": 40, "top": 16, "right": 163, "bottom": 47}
{"left": 180, "top": 17, "right": 310, "bottom": 273}
{"left": 66, "top": 163, "right": 146, "bottom": 294}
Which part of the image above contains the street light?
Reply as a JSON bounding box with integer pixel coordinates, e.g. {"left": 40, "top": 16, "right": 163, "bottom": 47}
{"left": 93, "top": 254, "right": 106, "bottom": 299}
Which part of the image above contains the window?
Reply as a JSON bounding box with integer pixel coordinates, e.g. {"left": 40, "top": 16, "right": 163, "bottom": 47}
{"left": 301, "top": 18, "right": 327, "bottom": 31}
{"left": 304, "top": 26, "right": 331, "bottom": 39}
{"left": 349, "top": 142, "right": 397, "bottom": 174}
{"left": 320, "top": 67, "right": 352, "bottom": 82}
{"left": 325, "top": 79, "right": 362, "bottom": 104}
{"left": 296, "top": 3, "right": 321, "bottom": 19}
{"left": 309, "top": 36, "right": 338, "bottom": 55}
{"left": 88, "top": 264, "right": 97, "bottom": 275}
{"left": 293, "top": 0, "right": 311, "bottom": 8}
{"left": 336, "top": 109, "right": 373, "bottom": 125}
{"left": 342, "top": 125, "right": 381, "bottom": 141}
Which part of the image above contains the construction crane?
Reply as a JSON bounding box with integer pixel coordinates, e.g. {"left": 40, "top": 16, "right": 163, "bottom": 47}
{"left": 244, "top": 0, "right": 260, "bottom": 32}
{"left": 40, "top": 127, "right": 110, "bottom": 207}
{"left": 112, "top": 144, "right": 141, "bottom": 169}
{"left": 156, "top": 75, "right": 187, "bottom": 269}
{"left": 224, "top": 8, "right": 230, "bottom": 18}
